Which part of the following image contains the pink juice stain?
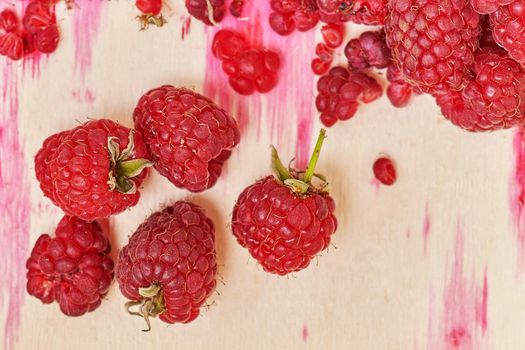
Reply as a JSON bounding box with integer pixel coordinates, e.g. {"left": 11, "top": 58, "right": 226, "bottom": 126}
{"left": 0, "top": 62, "right": 31, "bottom": 350}
{"left": 510, "top": 128, "right": 525, "bottom": 274}
{"left": 422, "top": 203, "right": 431, "bottom": 255}
{"left": 302, "top": 322, "right": 309, "bottom": 343}
{"left": 425, "top": 224, "right": 489, "bottom": 350}
{"left": 72, "top": 0, "right": 105, "bottom": 85}
{"left": 203, "top": 1, "right": 315, "bottom": 167}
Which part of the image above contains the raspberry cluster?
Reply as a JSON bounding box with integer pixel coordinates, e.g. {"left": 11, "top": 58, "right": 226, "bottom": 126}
{"left": 26, "top": 215, "right": 114, "bottom": 317}
{"left": 344, "top": 30, "right": 389, "bottom": 71}
{"left": 269, "top": 0, "right": 319, "bottom": 36}
{"left": 0, "top": 1, "right": 59, "bottom": 61}
{"left": 316, "top": 66, "right": 382, "bottom": 127}
{"left": 212, "top": 29, "right": 281, "bottom": 95}
{"left": 311, "top": 23, "right": 345, "bottom": 76}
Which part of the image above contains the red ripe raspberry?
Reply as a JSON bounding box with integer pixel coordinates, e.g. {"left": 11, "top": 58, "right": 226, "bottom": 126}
{"left": 373, "top": 157, "right": 396, "bottom": 185}
{"left": 116, "top": 202, "right": 217, "bottom": 329}
{"left": 0, "top": 9, "right": 18, "bottom": 33}
{"left": 345, "top": 30, "right": 390, "bottom": 71}
{"left": 133, "top": 86, "right": 240, "bottom": 192}
{"left": 490, "top": 1, "right": 525, "bottom": 65}
{"left": 471, "top": 0, "right": 513, "bottom": 14}
{"left": 0, "top": 32, "right": 24, "bottom": 60}
{"left": 34, "top": 24, "right": 59, "bottom": 53}
{"left": 26, "top": 215, "right": 114, "bottom": 316}
{"left": 232, "top": 130, "right": 337, "bottom": 275}
{"left": 316, "top": 66, "right": 382, "bottom": 127}
{"left": 269, "top": 0, "right": 319, "bottom": 35}
{"left": 385, "top": 0, "right": 480, "bottom": 95}
{"left": 35, "top": 119, "right": 152, "bottom": 221}
{"left": 461, "top": 48, "right": 525, "bottom": 128}
{"left": 185, "top": 0, "right": 225, "bottom": 26}
{"left": 321, "top": 23, "right": 345, "bottom": 48}
{"left": 23, "top": 0, "right": 56, "bottom": 35}
{"left": 386, "top": 64, "right": 414, "bottom": 108}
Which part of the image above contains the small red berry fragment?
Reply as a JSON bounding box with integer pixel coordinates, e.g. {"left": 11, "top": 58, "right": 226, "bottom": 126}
{"left": 229, "top": 0, "right": 244, "bottom": 17}
{"left": 373, "top": 157, "right": 396, "bottom": 186}
{"left": 316, "top": 66, "right": 383, "bottom": 127}
{"left": 116, "top": 201, "right": 217, "bottom": 329}
{"left": 321, "top": 23, "right": 345, "bottom": 48}
{"left": 136, "top": 0, "right": 162, "bottom": 15}
{"left": 345, "top": 30, "right": 390, "bottom": 71}
{"left": 0, "top": 9, "right": 18, "bottom": 33}
{"left": 26, "top": 215, "right": 114, "bottom": 317}
{"left": 34, "top": 24, "right": 59, "bottom": 54}
{"left": 269, "top": 0, "right": 319, "bottom": 35}
{"left": 311, "top": 43, "right": 333, "bottom": 75}
{"left": 185, "top": 0, "right": 225, "bottom": 25}
{"left": 212, "top": 30, "right": 281, "bottom": 95}
{"left": 133, "top": 85, "right": 240, "bottom": 192}
{"left": 23, "top": 0, "right": 56, "bottom": 35}
{"left": 0, "top": 32, "right": 24, "bottom": 60}
{"left": 386, "top": 64, "right": 414, "bottom": 108}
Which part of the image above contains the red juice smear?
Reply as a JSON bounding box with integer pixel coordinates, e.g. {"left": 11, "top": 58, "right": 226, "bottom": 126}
{"left": 510, "top": 128, "right": 525, "bottom": 274}
{"left": 0, "top": 61, "right": 31, "bottom": 350}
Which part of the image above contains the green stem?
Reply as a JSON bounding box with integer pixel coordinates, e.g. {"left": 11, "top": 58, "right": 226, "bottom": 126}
{"left": 303, "top": 129, "right": 327, "bottom": 183}
{"left": 271, "top": 146, "right": 292, "bottom": 182}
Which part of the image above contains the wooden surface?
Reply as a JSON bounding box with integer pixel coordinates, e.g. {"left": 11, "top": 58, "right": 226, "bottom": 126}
{"left": 1, "top": 1, "right": 525, "bottom": 349}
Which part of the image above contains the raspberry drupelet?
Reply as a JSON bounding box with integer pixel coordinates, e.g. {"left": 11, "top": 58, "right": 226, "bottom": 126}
{"left": 232, "top": 129, "right": 338, "bottom": 276}
{"left": 185, "top": 0, "right": 226, "bottom": 25}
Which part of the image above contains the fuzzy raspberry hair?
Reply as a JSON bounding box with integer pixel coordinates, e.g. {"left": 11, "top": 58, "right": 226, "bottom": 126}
{"left": 35, "top": 119, "right": 152, "bottom": 221}
{"left": 232, "top": 130, "right": 338, "bottom": 275}
{"left": 26, "top": 215, "right": 114, "bottom": 316}
{"left": 116, "top": 202, "right": 217, "bottom": 329}
{"left": 133, "top": 85, "right": 240, "bottom": 192}
{"left": 385, "top": 0, "right": 480, "bottom": 95}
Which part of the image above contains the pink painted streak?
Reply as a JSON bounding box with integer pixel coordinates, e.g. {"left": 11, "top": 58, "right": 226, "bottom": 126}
{"left": 0, "top": 62, "right": 31, "bottom": 350}
{"left": 422, "top": 203, "right": 431, "bottom": 255}
{"left": 72, "top": 0, "right": 105, "bottom": 83}
{"left": 203, "top": 1, "right": 315, "bottom": 167}
{"left": 302, "top": 322, "right": 309, "bottom": 343}
{"left": 510, "top": 128, "right": 525, "bottom": 273}
{"left": 426, "top": 224, "right": 489, "bottom": 350}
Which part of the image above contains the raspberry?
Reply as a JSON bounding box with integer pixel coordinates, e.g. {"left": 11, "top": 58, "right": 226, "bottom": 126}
{"left": 269, "top": 0, "right": 319, "bottom": 35}
{"left": 321, "top": 23, "right": 345, "bottom": 48}
{"left": 212, "top": 30, "right": 282, "bottom": 95}
{"left": 316, "top": 66, "right": 382, "bottom": 127}
{"left": 0, "top": 9, "right": 18, "bottom": 33}
{"left": 490, "top": 1, "right": 525, "bottom": 64}
{"left": 136, "top": 0, "right": 162, "bottom": 14}
{"left": 229, "top": 0, "right": 244, "bottom": 17}
{"left": 185, "top": 0, "right": 225, "bottom": 26}
{"left": 471, "top": 0, "right": 513, "bottom": 14}
{"left": 386, "top": 64, "right": 414, "bottom": 108}
{"left": 0, "top": 32, "right": 24, "bottom": 60}
{"left": 373, "top": 157, "right": 396, "bottom": 185}
{"left": 34, "top": 24, "right": 59, "bottom": 54}
{"left": 232, "top": 130, "right": 337, "bottom": 275}
{"left": 317, "top": 0, "right": 387, "bottom": 25}
{"left": 35, "top": 119, "right": 152, "bottom": 221}
{"left": 116, "top": 202, "right": 217, "bottom": 329}
{"left": 385, "top": 0, "right": 480, "bottom": 95}
{"left": 460, "top": 48, "right": 525, "bottom": 128}
{"left": 26, "top": 215, "right": 114, "bottom": 316}
{"left": 23, "top": 0, "right": 56, "bottom": 35}
{"left": 133, "top": 85, "right": 240, "bottom": 192}
{"left": 344, "top": 29, "right": 390, "bottom": 71}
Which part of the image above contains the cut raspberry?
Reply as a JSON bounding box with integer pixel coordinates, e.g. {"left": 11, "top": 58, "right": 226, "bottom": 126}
{"left": 345, "top": 29, "right": 390, "bottom": 70}
{"left": 0, "top": 32, "right": 24, "bottom": 60}
{"left": 0, "top": 9, "right": 18, "bottom": 33}
{"left": 185, "top": 0, "right": 225, "bottom": 25}
{"left": 34, "top": 24, "right": 59, "bottom": 54}
{"left": 373, "top": 157, "right": 396, "bottom": 186}
{"left": 315, "top": 42, "right": 333, "bottom": 62}
{"left": 212, "top": 30, "right": 248, "bottom": 61}
{"left": 321, "top": 23, "right": 345, "bottom": 48}
{"left": 316, "top": 66, "right": 382, "bottom": 126}
{"left": 491, "top": 1, "right": 525, "bottom": 64}
{"left": 385, "top": 0, "right": 480, "bottom": 95}
{"left": 229, "top": 75, "right": 256, "bottom": 95}
{"left": 269, "top": 12, "right": 296, "bottom": 35}
{"left": 312, "top": 58, "right": 331, "bottom": 75}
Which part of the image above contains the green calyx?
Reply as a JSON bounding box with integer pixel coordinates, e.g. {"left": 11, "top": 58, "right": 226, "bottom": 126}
{"left": 125, "top": 283, "right": 166, "bottom": 332}
{"left": 107, "top": 130, "right": 154, "bottom": 194}
{"left": 271, "top": 128, "right": 329, "bottom": 195}
{"left": 137, "top": 14, "right": 167, "bottom": 31}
